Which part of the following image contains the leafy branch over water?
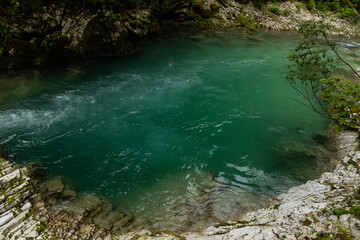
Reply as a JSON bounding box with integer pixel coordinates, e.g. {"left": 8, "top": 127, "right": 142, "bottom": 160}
{"left": 285, "top": 20, "right": 360, "bottom": 131}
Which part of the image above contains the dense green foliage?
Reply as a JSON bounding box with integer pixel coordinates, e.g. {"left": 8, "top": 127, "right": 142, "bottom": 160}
{"left": 0, "top": 0, "right": 359, "bottom": 39}
{"left": 236, "top": 0, "right": 360, "bottom": 20}
{"left": 1, "top": 0, "right": 359, "bottom": 15}
{"left": 0, "top": 0, "right": 161, "bottom": 41}
{"left": 286, "top": 20, "right": 360, "bottom": 131}
{"left": 320, "top": 77, "right": 360, "bottom": 131}
{"left": 0, "top": 0, "right": 144, "bottom": 13}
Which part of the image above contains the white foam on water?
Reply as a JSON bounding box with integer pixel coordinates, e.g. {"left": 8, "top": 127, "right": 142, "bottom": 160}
{"left": 0, "top": 90, "right": 96, "bottom": 140}
{"left": 225, "top": 163, "right": 301, "bottom": 195}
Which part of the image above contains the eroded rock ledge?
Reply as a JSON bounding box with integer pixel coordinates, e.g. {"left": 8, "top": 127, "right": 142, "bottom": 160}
{"left": 1, "top": 0, "right": 359, "bottom": 71}
{"left": 0, "top": 158, "right": 140, "bottom": 239}
{"left": 0, "top": 131, "right": 358, "bottom": 240}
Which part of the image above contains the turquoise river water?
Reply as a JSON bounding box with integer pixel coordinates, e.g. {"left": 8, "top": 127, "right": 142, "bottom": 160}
{"left": 0, "top": 30, "right": 337, "bottom": 230}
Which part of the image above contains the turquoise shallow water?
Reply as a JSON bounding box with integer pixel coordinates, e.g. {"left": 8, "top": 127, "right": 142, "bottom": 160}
{"left": 0, "top": 30, "right": 333, "bottom": 230}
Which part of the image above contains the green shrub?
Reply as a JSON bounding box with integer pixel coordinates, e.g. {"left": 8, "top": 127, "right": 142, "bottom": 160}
{"left": 285, "top": 20, "right": 360, "bottom": 132}
{"left": 311, "top": 215, "right": 320, "bottom": 223}
{"left": 0, "top": 18, "right": 10, "bottom": 41}
{"left": 210, "top": 3, "right": 220, "bottom": 13}
{"left": 283, "top": 8, "right": 290, "bottom": 16}
{"left": 316, "top": 2, "right": 330, "bottom": 12}
{"left": 306, "top": 0, "right": 315, "bottom": 11}
{"left": 332, "top": 207, "right": 348, "bottom": 217}
{"left": 350, "top": 206, "right": 360, "bottom": 217}
{"left": 315, "top": 233, "right": 332, "bottom": 240}
{"left": 355, "top": 187, "right": 360, "bottom": 199}
{"left": 303, "top": 219, "right": 312, "bottom": 226}
{"left": 269, "top": 5, "right": 281, "bottom": 15}
{"left": 340, "top": 7, "right": 359, "bottom": 22}
{"left": 253, "top": 1, "right": 263, "bottom": 10}
{"left": 329, "top": 0, "right": 341, "bottom": 12}
{"left": 218, "top": 221, "right": 228, "bottom": 226}
{"left": 320, "top": 77, "right": 360, "bottom": 131}
{"left": 234, "top": 14, "right": 260, "bottom": 30}
{"left": 296, "top": 3, "right": 302, "bottom": 13}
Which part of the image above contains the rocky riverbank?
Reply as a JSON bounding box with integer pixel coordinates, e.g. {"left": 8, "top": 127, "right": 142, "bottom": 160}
{"left": 184, "top": 131, "right": 360, "bottom": 240}
{"left": 0, "top": 131, "right": 358, "bottom": 240}
{"left": 167, "top": 0, "right": 360, "bottom": 37}
{"left": 1, "top": 0, "right": 359, "bottom": 70}
{"left": 0, "top": 157, "right": 128, "bottom": 239}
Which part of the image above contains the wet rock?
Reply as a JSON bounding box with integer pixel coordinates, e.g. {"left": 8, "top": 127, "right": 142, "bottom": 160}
{"left": 245, "top": 34, "right": 267, "bottom": 42}
{"left": 62, "top": 189, "right": 77, "bottom": 199}
{"left": 188, "top": 34, "right": 207, "bottom": 41}
{"left": 70, "top": 194, "right": 103, "bottom": 217}
{"left": 272, "top": 140, "right": 329, "bottom": 181}
{"left": 210, "top": 3, "right": 220, "bottom": 14}
{"left": 44, "top": 177, "right": 65, "bottom": 194}
{"left": 312, "top": 133, "right": 330, "bottom": 145}
{"left": 113, "top": 215, "right": 134, "bottom": 230}
{"left": 193, "top": 2, "right": 214, "bottom": 19}
{"left": 66, "top": 67, "right": 85, "bottom": 80}
{"left": 94, "top": 209, "right": 125, "bottom": 230}
{"left": 26, "top": 161, "right": 47, "bottom": 181}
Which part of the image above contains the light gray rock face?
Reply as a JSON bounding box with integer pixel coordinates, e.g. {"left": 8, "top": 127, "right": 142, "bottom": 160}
{"left": 215, "top": 0, "right": 360, "bottom": 38}
{"left": 0, "top": 158, "right": 44, "bottom": 239}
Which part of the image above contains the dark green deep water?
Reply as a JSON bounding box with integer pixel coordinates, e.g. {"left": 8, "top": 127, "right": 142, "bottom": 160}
{"left": 0, "top": 31, "right": 333, "bottom": 230}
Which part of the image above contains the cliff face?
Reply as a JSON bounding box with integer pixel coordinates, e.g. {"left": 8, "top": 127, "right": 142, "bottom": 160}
{"left": 0, "top": 6, "right": 161, "bottom": 70}
{"left": 1, "top": 0, "right": 359, "bottom": 71}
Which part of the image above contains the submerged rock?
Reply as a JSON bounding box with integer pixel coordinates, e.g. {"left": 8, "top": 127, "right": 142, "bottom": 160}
{"left": 0, "top": 71, "right": 43, "bottom": 104}
{"left": 42, "top": 177, "right": 65, "bottom": 194}
{"left": 312, "top": 133, "right": 330, "bottom": 145}
{"left": 62, "top": 189, "right": 77, "bottom": 199}
{"left": 272, "top": 139, "right": 334, "bottom": 182}
{"left": 26, "top": 161, "right": 47, "bottom": 181}
{"left": 188, "top": 34, "right": 207, "bottom": 41}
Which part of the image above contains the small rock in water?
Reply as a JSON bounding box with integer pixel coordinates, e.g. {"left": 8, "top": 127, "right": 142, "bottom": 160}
{"left": 72, "top": 194, "right": 103, "bottom": 213}
{"left": 244, "top": 33, "right": 267, "bottom": 42}
{"left": 62, "top": 189, "right": 77, "bottom": 199}
{"left": 312, "top": 133, "right": 330, "bottom": 145}
{"left": 45, "top": 177, "right": 65, "bottom": 193}
{"left": 272, "top": 140, "right": 330, "bottom": 182}
{"left": 188, "top": 34, "right": 206, "bottom": 41}
{"left": 27, "top": 162, "right": 47, "bottom": 181}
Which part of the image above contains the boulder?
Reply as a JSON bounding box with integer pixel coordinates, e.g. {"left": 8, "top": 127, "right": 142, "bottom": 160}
{"left": 43, "top": 177, "right": 65, "bottom": 194}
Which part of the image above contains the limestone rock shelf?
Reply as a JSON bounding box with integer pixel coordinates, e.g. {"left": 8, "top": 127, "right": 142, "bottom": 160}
{"left": 0, "top": 157, "right": 138, "bottom": 239}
